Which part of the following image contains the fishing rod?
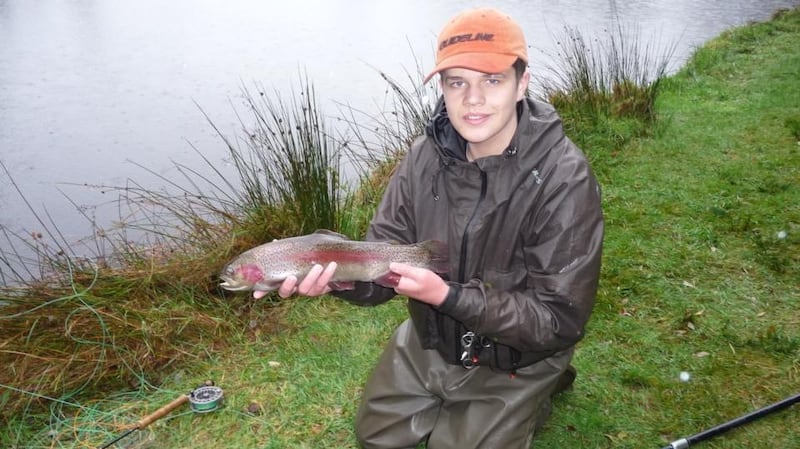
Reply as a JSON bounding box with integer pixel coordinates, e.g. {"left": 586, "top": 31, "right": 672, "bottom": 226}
{"left": 100, "top": 381, "right": 224, "bottom": 449}
{"left": 661, "top": 391, "right": 800, "bottom": 448}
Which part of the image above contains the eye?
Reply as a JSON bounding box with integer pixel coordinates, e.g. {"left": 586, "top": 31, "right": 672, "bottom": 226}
{"left": 448, "top": 80, "right": 465, "bottom": 88}
{"left": 485, "top": 77, "right": 502, "bottom": 86}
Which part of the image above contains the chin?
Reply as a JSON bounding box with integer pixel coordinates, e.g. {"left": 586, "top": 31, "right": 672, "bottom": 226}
{"left": 451, "top": 124, "right": 491, "bottom": 144}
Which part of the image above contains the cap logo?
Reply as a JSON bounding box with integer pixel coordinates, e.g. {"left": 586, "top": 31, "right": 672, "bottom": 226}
{"left": 439, "top": 32, "right": 495, "bottom": 51}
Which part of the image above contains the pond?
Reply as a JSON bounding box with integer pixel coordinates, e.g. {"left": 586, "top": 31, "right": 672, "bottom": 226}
{"left": 1, "top": 0, "right": 798, "bottom": 264}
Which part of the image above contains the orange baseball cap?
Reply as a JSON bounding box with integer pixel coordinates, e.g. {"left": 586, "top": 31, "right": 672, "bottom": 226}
{"left": 423, "top": 8, "right": 528, "bottom": 84}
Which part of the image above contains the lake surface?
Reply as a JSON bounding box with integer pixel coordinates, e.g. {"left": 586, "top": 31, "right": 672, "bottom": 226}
{"left": 1, "top": 0, "right": 798, "bottom": 267}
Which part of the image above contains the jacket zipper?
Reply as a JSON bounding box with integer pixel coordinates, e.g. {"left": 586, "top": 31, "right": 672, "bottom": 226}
{"left": 458, "top": 170, "right": 487, "bottom": 282}
{"left": 454, "top": 169, "right": 487, "bottom": 363}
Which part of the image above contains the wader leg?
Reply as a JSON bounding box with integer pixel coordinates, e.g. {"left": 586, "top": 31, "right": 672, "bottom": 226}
{"left": 426, "top": 349, "right": 572, "bottom": 449}
{"left": 355, "top": 319, "right": 574, "bottom": 449}
{"left": 355, "top": 320, "right": 442, "bottom": 449}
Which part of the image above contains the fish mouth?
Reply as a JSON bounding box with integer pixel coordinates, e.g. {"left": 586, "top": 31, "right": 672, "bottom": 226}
{"left": 219, "top": 276, "right": 251, "bottom": 291}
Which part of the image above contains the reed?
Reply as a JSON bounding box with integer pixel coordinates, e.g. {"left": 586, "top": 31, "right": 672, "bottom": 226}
{"left": 333, "top": 64, "right": 439, "bottom": 237}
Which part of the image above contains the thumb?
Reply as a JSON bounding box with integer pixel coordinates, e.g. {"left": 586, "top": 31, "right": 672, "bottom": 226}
{"left": 389, "top": 262, "right": 413, "bottom": 275}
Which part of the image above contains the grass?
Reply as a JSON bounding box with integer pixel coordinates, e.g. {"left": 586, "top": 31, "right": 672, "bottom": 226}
{"left": 2, "top": 7, "right": 800, "bottom": 449}
{"left": 543, "top": 8, "right": 800, "bottom": 448}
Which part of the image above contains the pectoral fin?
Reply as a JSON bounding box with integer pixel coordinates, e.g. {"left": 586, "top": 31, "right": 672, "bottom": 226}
{"left": 374, "top": 271, "right": 401, "bottom": 288}
{"left": 253, "top": 280, "right": 282, "bottom": 292}
{"left": 328, "top": 281, "right": 356, "bottom": 291}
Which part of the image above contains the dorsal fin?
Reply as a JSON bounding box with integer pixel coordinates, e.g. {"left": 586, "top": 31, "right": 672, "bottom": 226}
{"left": 311, "top": 229, "right": 350, "bottom": 240}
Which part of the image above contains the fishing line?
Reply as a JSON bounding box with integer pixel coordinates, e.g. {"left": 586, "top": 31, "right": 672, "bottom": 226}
{"left": 3, "top": 256, "right": 158, "bottom": 405}
{"left": 0, "top": 256, "right": 100, "bottom": 319}
{"left": 99, "top": 381, "right": 224, "bottom": 449}
{"left": 0, "top": 382, "right": 115, "bottom": 417}
{"left": 3, "top": 380, "right": 223, "bottom": 448}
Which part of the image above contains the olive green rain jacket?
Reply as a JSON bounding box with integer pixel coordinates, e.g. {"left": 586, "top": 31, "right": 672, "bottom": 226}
{"left": 337, "top": 97, "right": 604, "bottom": 372}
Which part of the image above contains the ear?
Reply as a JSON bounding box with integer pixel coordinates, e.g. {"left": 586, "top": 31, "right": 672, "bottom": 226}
{"left": 516, "top": 71, "right": 531, "bottom": 101}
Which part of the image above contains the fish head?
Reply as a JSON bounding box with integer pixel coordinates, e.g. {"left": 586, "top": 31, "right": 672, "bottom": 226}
{"left": 219, "top": 263, "right": 267, "bottom": 291}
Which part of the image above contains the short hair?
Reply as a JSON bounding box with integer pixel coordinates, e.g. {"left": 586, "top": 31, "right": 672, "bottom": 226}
{"left": 513, "top": 58, "right": 527, "bottom": 80}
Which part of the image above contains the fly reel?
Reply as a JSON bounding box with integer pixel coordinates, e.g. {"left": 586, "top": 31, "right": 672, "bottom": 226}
{"left": 189, "top": 384, "right": 224, "bottom": 413}
{"left": 100, "top": 381, "right": 224, "bottom": 448}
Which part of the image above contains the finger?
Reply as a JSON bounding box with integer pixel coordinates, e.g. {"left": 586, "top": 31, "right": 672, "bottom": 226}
{"left": 318, "top": 262, "right": 338, "bottom": 286}
{"left": 390, "top": 262, "right": 422, "bottom": 282}
{"left": 297, "top": 264, "right": 325, "bottom": 295}
{"left": 306, "top": 262, "right": 336, "bottom": 295}
{"left": 253, "top": 290, "right": 268, "bottom": 300}
{"left": 389, "top": 262, "right": 411, "bottom": 274}
{"left": 278, "top": 275, "right": 299, "bottom": 298}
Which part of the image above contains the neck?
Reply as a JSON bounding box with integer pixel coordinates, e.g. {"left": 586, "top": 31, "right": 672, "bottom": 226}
{"left": 465, "top": 104, "right": 520, "bottom": 161}
{"left": 466, "top": 126, "right": 517, "bottom": 161}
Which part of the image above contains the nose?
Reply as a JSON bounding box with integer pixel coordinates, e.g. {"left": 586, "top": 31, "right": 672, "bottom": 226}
{"left": 464, "top": 83, "right": 485, "bottom": 106}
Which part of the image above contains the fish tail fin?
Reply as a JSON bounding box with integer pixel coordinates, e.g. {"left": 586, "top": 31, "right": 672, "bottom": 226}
{"left": 420, "top": 240, "right": 449, "bottom": 274}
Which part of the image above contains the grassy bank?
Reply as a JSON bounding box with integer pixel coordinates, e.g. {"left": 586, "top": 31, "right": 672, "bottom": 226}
{"left": 3, "top": 7, "right": 799, "bottom": 449}
{"left": 539, "top": 7, "right": 800, "bottom": 448}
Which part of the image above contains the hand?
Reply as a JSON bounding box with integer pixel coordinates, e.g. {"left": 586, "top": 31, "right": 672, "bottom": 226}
{"left": 389, "top": 262, "right": 449, "bottom": 307}
{"left": 252, "top": 262, "right": 337, "bottom": 299}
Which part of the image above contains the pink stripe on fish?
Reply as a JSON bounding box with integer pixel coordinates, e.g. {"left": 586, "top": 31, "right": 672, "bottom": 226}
{"left": 293, "top": 249, "right": 381, "bottom": 264}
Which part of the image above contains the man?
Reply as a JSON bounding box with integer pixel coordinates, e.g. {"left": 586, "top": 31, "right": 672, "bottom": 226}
{"left": 257, "top": 7, "right": 604, "bottom": 448}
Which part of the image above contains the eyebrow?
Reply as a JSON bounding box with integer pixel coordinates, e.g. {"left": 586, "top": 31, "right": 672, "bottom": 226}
{"left": 443, "top": 72, "right": 507, "bottom": 82}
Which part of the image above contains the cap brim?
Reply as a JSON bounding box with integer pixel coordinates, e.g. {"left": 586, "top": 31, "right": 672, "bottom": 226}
{"left": 423, "top": 53, "right": 518, "bottom": 84}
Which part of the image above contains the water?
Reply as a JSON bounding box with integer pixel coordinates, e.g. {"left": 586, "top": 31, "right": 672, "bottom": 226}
{"left": 1, "top": 0, "right": 797, "bottom": 264}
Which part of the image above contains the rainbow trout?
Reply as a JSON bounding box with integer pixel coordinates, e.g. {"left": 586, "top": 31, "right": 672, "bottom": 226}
{"left": 219, "top": 229, "right": 448, "bottom": 292}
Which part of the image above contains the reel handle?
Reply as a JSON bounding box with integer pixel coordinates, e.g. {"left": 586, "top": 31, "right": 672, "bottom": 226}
{"left": 134, "top": 394, "right": 190, "bottom": 429}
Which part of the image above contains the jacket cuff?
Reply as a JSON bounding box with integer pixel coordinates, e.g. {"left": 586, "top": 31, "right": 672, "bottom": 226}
{"left": 436, "top": 282, "right": 462, "bottom": 313}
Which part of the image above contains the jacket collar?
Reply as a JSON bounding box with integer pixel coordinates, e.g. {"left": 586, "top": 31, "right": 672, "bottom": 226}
{"left": 425, "top": 96, "right": 528, "bottom": 164}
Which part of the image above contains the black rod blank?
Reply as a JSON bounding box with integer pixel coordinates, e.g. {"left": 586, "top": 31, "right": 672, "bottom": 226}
{"left": 662, "top": 392, "right": 800, "bottom": 449}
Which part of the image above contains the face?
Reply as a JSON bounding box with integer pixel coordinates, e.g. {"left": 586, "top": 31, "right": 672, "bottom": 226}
{"left": 440, "top": 66, "right": 529, "bottom": 158}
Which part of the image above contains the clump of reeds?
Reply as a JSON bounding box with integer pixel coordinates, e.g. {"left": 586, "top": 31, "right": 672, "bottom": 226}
{"left": 226, "top": 77, "right": 344, "bottom": 237}
{"left": 534, "top": 23, "right": 675, "bottom": 156}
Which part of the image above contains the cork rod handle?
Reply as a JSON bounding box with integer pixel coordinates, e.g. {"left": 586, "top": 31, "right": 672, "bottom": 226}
{"left": 133, "top": 394, "right": 190, "bottom": 429}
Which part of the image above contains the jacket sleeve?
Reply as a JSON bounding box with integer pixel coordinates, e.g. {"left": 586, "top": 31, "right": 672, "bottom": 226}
{"left": 438, "top": 150, "right": 604, "bottom": 353}
{"left": 332, "top": 145, "right": 420, "bottom": 306}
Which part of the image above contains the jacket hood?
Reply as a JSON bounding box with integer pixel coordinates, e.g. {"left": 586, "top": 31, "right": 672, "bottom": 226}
{"left": 424, "top": 96, "right": 556, "bottom": 178}
{"left": 425, "top": 97, "right": 467, "bottom": 161}
{"left": 425, "top": 96, "right": 536, "bottom": 164}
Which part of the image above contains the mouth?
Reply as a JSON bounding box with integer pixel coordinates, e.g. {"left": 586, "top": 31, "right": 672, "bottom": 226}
{"left": 463, "top": 113, "right": 489, "bottom": 125}
{"left": 219, "top": 277, "right": 250, "bottom": 291}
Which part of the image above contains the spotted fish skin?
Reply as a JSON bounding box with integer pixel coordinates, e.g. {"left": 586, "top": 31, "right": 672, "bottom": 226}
{"left": 219, "top": 229, "right": 448, "bottom": 292}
